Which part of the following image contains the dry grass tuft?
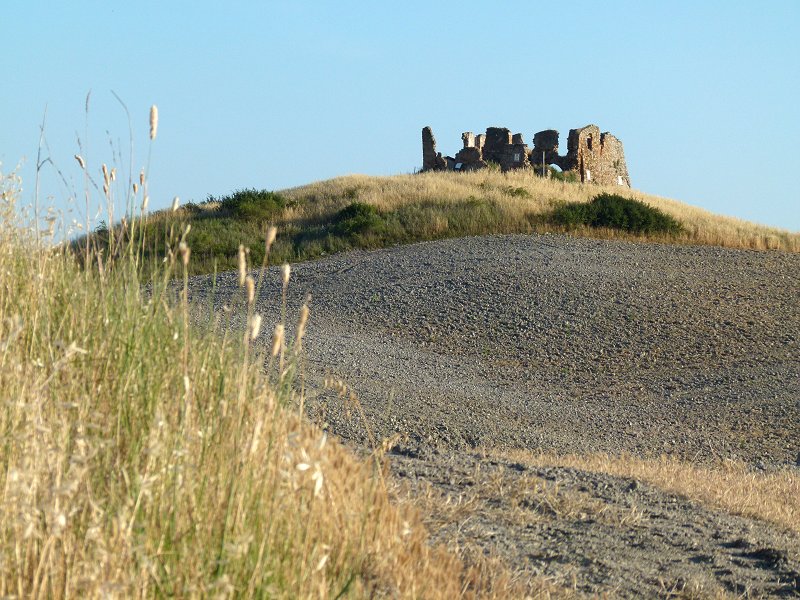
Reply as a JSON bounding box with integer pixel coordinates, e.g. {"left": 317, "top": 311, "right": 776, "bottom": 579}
{"left": 0, "top": 165, "right": 533, "bottom": 598}
{"left": 498, "top": 451, "right": 800, "bottom": 534}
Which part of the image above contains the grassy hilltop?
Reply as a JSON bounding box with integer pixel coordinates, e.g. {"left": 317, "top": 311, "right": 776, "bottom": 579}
{"left": 115, "top": 170, "right": 800, "bottom": 276}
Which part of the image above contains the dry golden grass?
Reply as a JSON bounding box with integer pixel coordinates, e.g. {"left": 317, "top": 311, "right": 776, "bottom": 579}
{"left": 387, "top": 456, "right": 746, "bottom": 599}
{"left": 497, "top": 451, "right": 800, "bottom": 534}
{"left": 0, "top": 167, "right": 539, "bottom": 598}
{"left": 282, "top": 171, "right": 800, "bottom": 252}
{"left": 125, "top": 168, "right": 797, "bottom": 278}
{"left": 390, "top": 464, "right": 644, "bottom": 537}
{"left": 388, "top": 475, "right": 580, "bottom": 598}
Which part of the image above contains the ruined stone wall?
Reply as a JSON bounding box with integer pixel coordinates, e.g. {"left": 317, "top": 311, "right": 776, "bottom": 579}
{"left": 421, "top": 123, "right": 631, "bottom": 188}
{"left": 532, "top": 129, "right": 564, "bottom": 170}
{"left": 597, "top": 133, "right": 630, "bottom": 187}
{"left": 421, "top": 126, "right": 446, "bottom": 171}
{"left": 481, "top": 127, "right": 513, "bottom": 165}
{"left": 564, "top": 125, "right": 630, "bottom": 186}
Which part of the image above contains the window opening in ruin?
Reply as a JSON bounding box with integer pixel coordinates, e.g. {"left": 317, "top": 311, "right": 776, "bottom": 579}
{"left": 548, "top": 164, "right": 563, "bottom": 172}
{"left": 513, "top": 153, "right": 520, "bottom": 162}
{"left": 454, "top": 163, "right": 463, "bottom": 171}
{"left": 586, "top": 135, "right": 593, "bottom": 151}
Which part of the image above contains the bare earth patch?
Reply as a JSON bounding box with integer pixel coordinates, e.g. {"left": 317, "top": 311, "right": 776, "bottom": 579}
{"left": 190, "top": 233, "right": 800, "bottom": 597}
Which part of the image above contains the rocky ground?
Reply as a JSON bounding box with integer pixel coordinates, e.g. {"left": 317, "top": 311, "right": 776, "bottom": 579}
{"left": 188, "top": 233, "right": 800, "bottom": 597}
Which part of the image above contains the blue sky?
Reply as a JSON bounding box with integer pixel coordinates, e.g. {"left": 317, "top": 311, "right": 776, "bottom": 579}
{"left": 3, "top": 1, "right": 799, "bottom": 231}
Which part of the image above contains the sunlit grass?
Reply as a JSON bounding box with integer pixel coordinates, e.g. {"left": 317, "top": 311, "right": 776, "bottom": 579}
{"left": 120, "top": 170, "right": 799, "bottom": 277}
{"left": 496, "top": 450, "right": 800, "bottom": 534}
{"left": 0, "top": 166, "right": 540, "bottom": 598}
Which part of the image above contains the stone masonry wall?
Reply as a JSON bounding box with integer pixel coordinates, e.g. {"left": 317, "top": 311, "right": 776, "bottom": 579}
{"left": 422, "top": 124, "right": 631, "bottom": 187}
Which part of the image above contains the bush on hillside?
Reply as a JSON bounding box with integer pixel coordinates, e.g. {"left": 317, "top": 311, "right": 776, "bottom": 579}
{"left": 332, "top": 202, "right": 384, "bottom": 237}
{"left": 551, "top": 193, "right": 682, "bottom": 234}
{"left": 216, "top": 188, "right": 286, "bottom": 221}
{"left": 504, "top": 186, "right": 531, "bottom": 198}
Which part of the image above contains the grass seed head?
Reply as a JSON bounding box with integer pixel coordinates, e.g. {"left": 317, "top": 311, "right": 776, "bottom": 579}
{"left": 149, "top": 104, "right": 158, "bottom": 140}
{"left": 266, "top": 225, "right": 278, "bottom": 252}
{"left": 249, "top": 313, "right": 262, "bottom": 340}
{"left": 74, "top": 154, "right": 86, "bottom": 170}
{"left": 171, "top": 196, "right": 180, "bottom": 212}
{"left": 238, "top": 245, "right": 247, "bottom": 286}
{"left": 245, "top": 276, "right": 255, "bottom": 304}
{"left": 178, "top": 242, "right": 191, "bottom": 266}
{"left": 141, "top": 195, "right": 149, "bottom": 211}
{"left": 281, "top": 263, "right": 291, "bottom": 286}
{"left": 139, "top": 169, "right": 145, "bottom": 186}
{"left": 271, "top": 324, "right": 284, "bottom": 357}
{"left": 296, "top": 304, "right": 310, "bottom": 349}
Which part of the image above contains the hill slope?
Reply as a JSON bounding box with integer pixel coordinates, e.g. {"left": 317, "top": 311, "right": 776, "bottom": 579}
{"left": 132, "top": 172, "right": 799, "bottom": 275}
{"left": 187, "top": 232, "right": 800, "bottom": 597}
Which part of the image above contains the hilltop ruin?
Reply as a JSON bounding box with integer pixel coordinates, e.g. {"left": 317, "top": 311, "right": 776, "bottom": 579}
{"left": 421, "top": 124, "right": 631, "bottom": 187}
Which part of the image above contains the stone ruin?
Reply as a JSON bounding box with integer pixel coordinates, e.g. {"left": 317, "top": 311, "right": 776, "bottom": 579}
{"left": 421, "top": 124, "right": 631, "bottom": 187}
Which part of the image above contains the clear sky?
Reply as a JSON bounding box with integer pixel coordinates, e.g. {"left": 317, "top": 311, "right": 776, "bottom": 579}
{"left": 3, "top": 1, "right": 799, "bottom": 231}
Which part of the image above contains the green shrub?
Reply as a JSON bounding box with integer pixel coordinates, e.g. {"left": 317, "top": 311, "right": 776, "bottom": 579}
{"left": 551, "top": 201, "right": 592, "bottom": 228}
{"left": 551, "top": 193, "right": 682, "bottom": 234}
{"left": 549, "top": 168, "right": 578, "bottom": 183}
{"left": 504, "top": 186, "right": 531, "bottom": 198}
{"left": 332, "top": 202, "right": 384, "bottom": 237}
{"left": 216, "top": 188, "right": 286, "bottom": 221}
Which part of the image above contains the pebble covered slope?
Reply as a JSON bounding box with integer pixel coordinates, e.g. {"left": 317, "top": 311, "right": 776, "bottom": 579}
{"left": 188, "top": 233, "right": 800, "bottom": 596}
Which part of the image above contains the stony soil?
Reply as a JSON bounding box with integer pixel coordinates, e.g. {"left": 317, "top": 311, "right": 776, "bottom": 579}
{"left": 188, "top": 233, "right": 800, "bottom": 597}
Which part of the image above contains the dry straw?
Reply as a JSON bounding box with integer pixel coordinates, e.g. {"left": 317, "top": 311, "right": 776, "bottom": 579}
{"left": 295, "top": 304, "right": 309, "bottom": 349}
{"left": 178, "top": 241, "right": 191, "bottom": 266}
{"left": 248, "top": 313, "right": 262, "bottom": 341}
{"left": 238, "top": 244, "right": 247, "bottom": 286}
{"left": 245, "top": 276, "right": 255, "bottom": 304}
{"left": 271, "top": 324, "right": 285, "bottom": 357}
{"left": 266, "top": 225, "right": 277, "bottom": 253}
{"left": 149, "top": 104, "right": 158, "bottom": 140}
{"left": 281, "top": 263, "right": 291, "bottom": 286}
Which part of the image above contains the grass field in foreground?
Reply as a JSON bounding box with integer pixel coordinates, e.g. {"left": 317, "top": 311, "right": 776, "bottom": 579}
{"left": 0, "top": 170, "right": 535, "bottom": 599}
{"left": 107, "top": 170, "right": 800, "bottom": 277}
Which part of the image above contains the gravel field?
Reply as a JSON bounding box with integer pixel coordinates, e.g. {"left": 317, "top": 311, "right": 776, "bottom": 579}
{"left": 188, "top": 233, "right": 800, "bottom": 597}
